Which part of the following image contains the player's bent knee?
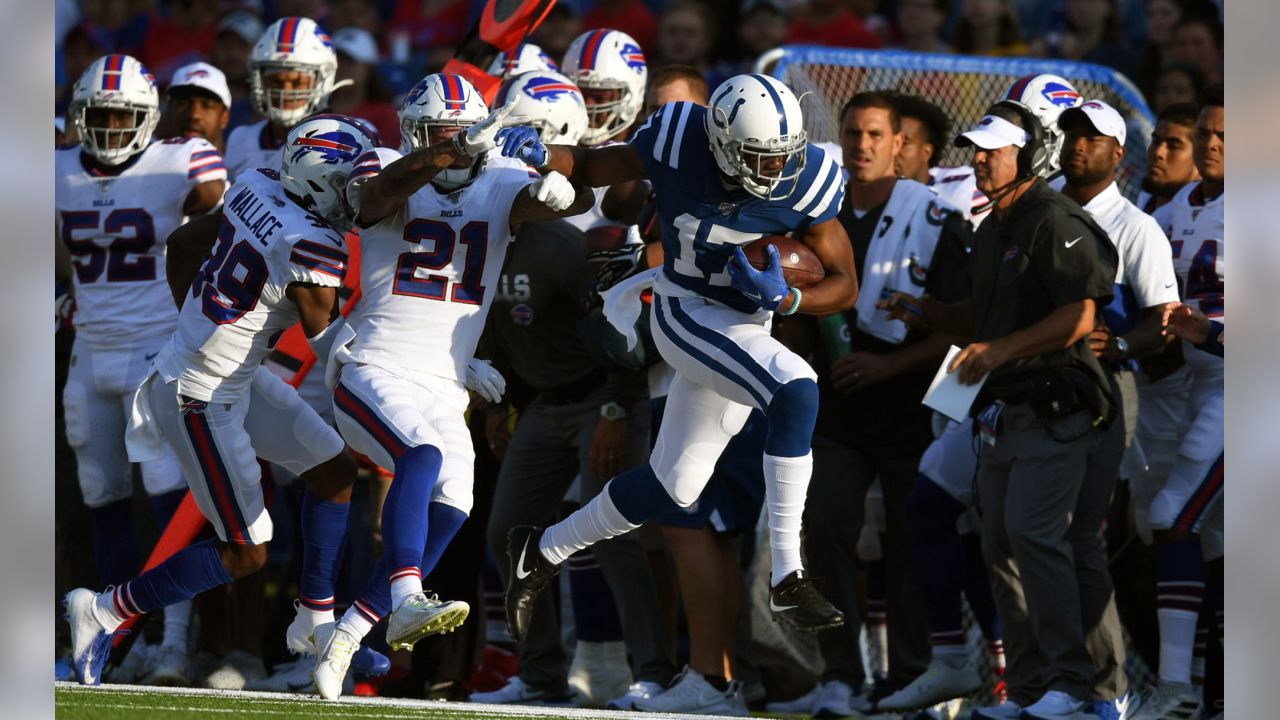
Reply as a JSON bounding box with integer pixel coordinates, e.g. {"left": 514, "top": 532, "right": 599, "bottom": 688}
{"left": 764, "top": 378, "right": 819, "bottom": 457}
{"left": 220, "top": 541, "right": 269, "bottom": 579}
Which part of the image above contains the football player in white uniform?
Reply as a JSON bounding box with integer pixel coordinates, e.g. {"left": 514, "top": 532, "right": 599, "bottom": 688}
{"left": 63, "top": 116, "right": 377, "bottom": 688}
{"left": 55, "top": 53, "right": 227, "bottom": 685}
{"left": 1135, "top": 86, "right": 1224, "bottom": 720}
{"left": 224, "top": 16, "right": 346, "bottom": 181}
{"left": 309, "top": 73, "right": 591, "bottom": 700}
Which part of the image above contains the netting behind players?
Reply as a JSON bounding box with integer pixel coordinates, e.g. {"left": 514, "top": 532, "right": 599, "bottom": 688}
{"left": 761, "top": 47, "right": 1156, "bottom": 201}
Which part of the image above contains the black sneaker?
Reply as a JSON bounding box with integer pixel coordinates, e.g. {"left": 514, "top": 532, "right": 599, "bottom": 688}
{"left": 769, "top": 570, "right": 844, "bottom": 631}
{"left": 505, "top": 525, "right": 560, "bottom": 643}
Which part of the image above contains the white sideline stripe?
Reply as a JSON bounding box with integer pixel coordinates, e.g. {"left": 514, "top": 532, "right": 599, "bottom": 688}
{"left": 54, "top": 683, "right": 754, "bottom": 719}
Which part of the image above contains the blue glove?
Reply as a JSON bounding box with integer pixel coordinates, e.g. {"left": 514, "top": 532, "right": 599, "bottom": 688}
{"left": 727, "top": 245, "right": 789, "bottom": 312}
{"left": 495, "top": 126, "right": 547, "bottom": 168}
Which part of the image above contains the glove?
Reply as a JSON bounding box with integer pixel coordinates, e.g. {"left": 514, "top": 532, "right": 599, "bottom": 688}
{"left": 496, "top": 125, "right": 548, "bottom": 168}
{"left": 453, "top": 103, "right": 525, "bottom": 157}
{"left": 465, "top": 358, "right": 506, "bottom": 403}
{"left": 527, "top": 171, "right": 576, "bottom": 211}
{"left": 727, "top": 244, "right": 788, "bottom": 312}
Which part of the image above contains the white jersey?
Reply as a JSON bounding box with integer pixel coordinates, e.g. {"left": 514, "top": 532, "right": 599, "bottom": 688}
{"left": 224, "top": 119, "right": 285, "bottom": 181}
{"left": 1153, "top": 181, "right": 1224, "bottom": 324}
{"left": 346, "top": 148, "right": 537, "bottom": 385}
{"left": 929, "top": 165, "right": 991, "bottom": 229}
{"left": 153, "top": 167, "right": 347, "bottom": 402}
{"left": 56, "top": 138, "right": 228, "bottom": 349}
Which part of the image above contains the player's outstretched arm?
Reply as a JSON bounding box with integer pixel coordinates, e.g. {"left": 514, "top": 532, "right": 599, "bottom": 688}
{"left": 793, "top": 218, "right": 859, "bottom": 315}
{"left": 356, "top": 141, "right": 468, "bottom": 226}
{"left": 508, "top": 172, "right": 596, "bottom": 228}
{"left": 165, "top": 212, "right": 224, "bottom": 309}
{"left": 496, "top": 125, "right": 647, "bottom": 189}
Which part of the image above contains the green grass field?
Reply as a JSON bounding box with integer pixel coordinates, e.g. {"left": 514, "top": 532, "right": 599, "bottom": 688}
{"left": 54, "top": 683, "right": 784, "bottom": 720}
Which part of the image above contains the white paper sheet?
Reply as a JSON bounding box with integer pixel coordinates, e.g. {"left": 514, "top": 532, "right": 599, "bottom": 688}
{"left": 922, "top": 345, "right": 987, "bottom": 422}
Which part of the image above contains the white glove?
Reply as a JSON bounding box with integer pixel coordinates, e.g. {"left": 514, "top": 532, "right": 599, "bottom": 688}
{"left": 465, "top": 358, "right": 506, "bottom": 403}
{"left": 453, "top": 103, "right": 525, "bottom": 157}
{"left": 527, "top": 171, "right": 576, "bottom": 211}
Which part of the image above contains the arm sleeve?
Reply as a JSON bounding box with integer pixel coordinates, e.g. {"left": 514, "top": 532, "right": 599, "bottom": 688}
{"left": 186, "top": 138, "right": 228, "bottom": 188}
{"left": 1125, "top": 213, "right": 1180, "bottom": 308}
{"left": 283, "top": 236, "right": 348, "bottom": 288}
{"left": 792, "top": 145, "right": 846, "bottom": 227}
{"left": 1033, "top": 212, "right": 1117, "bottom": 309}
{"left": 627, "top": 102, "right": 682, "bottom": 177}
{"left": 1195, "top": 320, "right": 1225, "bottom": 357}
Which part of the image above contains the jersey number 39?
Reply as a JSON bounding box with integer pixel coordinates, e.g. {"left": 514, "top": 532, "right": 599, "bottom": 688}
{"left": 192, "top": 219, "right": 269, "bottom": 325}
{"left": 392, "top": 219, "right": 488, "bottom": 305}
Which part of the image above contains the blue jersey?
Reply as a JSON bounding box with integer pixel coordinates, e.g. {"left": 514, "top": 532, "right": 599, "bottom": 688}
{"left": 629, "top": 101, "right": 844, "bottom": 313}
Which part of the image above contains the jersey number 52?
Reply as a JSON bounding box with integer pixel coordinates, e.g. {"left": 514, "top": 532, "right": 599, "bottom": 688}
{"left": 60, "top": 209, "right": 157, "bottom": 284}
{"left": 392, "top": 219, "right": 488, "bottom": 305}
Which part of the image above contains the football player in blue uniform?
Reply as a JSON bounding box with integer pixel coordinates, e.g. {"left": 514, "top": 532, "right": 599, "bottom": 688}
{"left": 495, "top": 73, "right": 859, "bottom": 640}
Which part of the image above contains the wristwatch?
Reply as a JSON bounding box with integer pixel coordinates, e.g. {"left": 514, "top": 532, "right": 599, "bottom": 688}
{"left": 1114, "top": 336, "right": 1130, "bottom": 359}
{"left": 600, "top": 402, "right": 627, "bottom": 421}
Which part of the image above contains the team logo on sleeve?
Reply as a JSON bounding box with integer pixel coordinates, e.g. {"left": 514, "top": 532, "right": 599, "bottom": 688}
{"left": 1041, "top": 82, "right": 1082, "bottom": 107}
{"left": 619, "top": 44, "right": 646, "bottom": 74}
{"left": 522, "top": 77, "right": 582, "bottom": 104}
{"left": 290, "top": 130, "right": 362, "bottom": 164}
{"left": 908, "top": 254, "right": 928, "bottom": 286}
{"left": 926, "top": 200, "right": 949, "bottom": 226}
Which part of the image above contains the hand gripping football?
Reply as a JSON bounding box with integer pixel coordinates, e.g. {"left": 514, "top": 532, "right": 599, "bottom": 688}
{"left": 742, "top": 235, "right": 826, "bottom": 289}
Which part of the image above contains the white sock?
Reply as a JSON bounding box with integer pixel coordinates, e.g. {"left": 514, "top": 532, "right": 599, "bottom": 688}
{"left": 390, "top": 567, "right": 423, "bottom": 611}
{"left": 764, "top": 452, "right": 812, "bottom": 586}
{"left": 336, "top": 606, "right": 375, "bottom": 640}
{"left": 1157, "top": 607, "right": 1199, "bottom": 684}
{"left": 161, "top": 600, "right": 191, "bottom": 650}
{"left": 95, "top": 586, "right": 131, "bottom": 631}
{"left": 870, "top": 622, "right": 889, "bottom": 677}
{"left": 540, "top": 483, "right": 639, "bottom": 566}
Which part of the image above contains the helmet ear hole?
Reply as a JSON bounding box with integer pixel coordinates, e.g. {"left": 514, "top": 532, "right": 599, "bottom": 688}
{"left": 308, "top": 179, "right": 325, "bottom": 193}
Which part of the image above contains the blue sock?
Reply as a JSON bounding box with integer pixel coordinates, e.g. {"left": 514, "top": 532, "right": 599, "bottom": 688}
{"left": 764, "top": 379, "right": 819, "bottom": 457}
{"left": 353, "top": 554, "right": 392, "bottom": 620}
{"left": 148, "top": 489, "right": 186, "bottom": 532}
{"left": 568, "top": 549, "right": 624, "bottom": 642}
{"left": 90, "top": 498, "right": 139, "bottom": 587}
{"left": 123, "top": 539, "right": 233, "bottom": 614}
{"left": 607, "top": 464, "right": 681, "bottom": 524}
{"left": 300, "top": 491, "right": 350, "bottom": 613}
{"left": 420, "top": 501, "right": 467, "bottom": 579}
{"left": 381, "top": 444, "right": 443, "bottom": 577}
{"left": 906, "top": 476, "right": 967, "bottom": 644}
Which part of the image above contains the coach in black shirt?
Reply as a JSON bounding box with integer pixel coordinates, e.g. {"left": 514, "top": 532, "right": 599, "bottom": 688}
{"left": 886, "top": 101, "right": 1121, "bottom": 716}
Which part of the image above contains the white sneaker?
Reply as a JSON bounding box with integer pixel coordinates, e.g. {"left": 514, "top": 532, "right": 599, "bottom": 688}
{"left": 1022, "top": 689, "right": 1088, "bottom": 718}
{"left": 969, "top": 699, "right": 1024, "bottom": 718}
{"left": 567, "top": 640, "right": 633, "bottom": 707}
{"left": 141, "top": 644, "right": 191, "bottom": 686}
{"left": 468, "top": 675, "right": 573, "bottom": 705}
{"left": 633, "top": 667, "right": 744, "bottom": 716}
{"left": 311, "top": 623, "right": 360, "bottom": 700}
{"left": 385, "top": 592, "right": 470, "bottom": 651}
{"left": 815, "top": 679, "right": 857, "bottom": 717}
{"left": 63, "top": 588, "right": 114, "bottom": 686}
{"left": 285, "top": 601, "right": 330, "bottom": 656}
{"left": 202, "top": 649, "right": 267, "bottom": 690}
{"left": 877, "top": 657, "right": 982, "bottom": 711}
{"left": 607, "top": 680, "right": 665, "bottom": 710}
{"left": 1130, "top": 681, "right": 1201, "bottom": 720}
{"left": 765, "top": 684, "right": 822, "bottom": 714}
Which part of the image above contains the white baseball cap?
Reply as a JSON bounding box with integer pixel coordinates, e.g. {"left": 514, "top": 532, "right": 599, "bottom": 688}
{"left": 1058, "top": 99, "right": 1127, "bottom": 145}
{"left": 332, "top": 27, "right": 380, "bottom": 65}
{"left": 954, "top": 114, "right": 1029, "bottom": 151}
{"left": 168, "top": 62, "right": 232, "bottom": 108}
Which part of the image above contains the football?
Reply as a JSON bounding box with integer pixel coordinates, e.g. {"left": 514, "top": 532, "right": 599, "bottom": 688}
{"left": 742, "top": 235, "right": 826, "bottom": 289}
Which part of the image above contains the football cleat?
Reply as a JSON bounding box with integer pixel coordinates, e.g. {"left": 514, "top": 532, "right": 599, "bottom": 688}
{"left": 141, "top": 644, "right": 192, "bottom": 686}
{"left": 1090, "top": 689, "right": 1140, "bottom": 719}
{"left": 351, "top": 644, "right": 391, "bottom": 677}
{"left": 311, "top": 623, "right": 359, "bottom": 700}
{"left": 244, "top": 657, "right": 323, "bottom": 694}
{"left": 385, "top": 592, "right": 470, "bottom": 651}
{"left": 64, "top": 588, "right": 114, "bottom": 686}
{"left": 606, "top": 680, "right": 665, "bottom": 710}
{"left": 1130, "top": 681, "right": 1201, "bottom": 720}
{"left": 632, "top": 667, "right": 747, "bottom": 716}
{"left": 285, "top": 600, "right": 328, "bottom": 656}
{"left": 504, "top": 525, "right": 560, "bottom": 643}
{"left": 769, "top": 570, "right": 845, "bottom": 631}
{"left": 468, "top": 675, "right": 574, "bottom": 705}
{"left": 876, "top": 656, "right": 982, "bottom": 711}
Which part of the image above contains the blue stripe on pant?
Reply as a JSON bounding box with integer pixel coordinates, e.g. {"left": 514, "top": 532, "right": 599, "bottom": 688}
{"left": 653, "top": 295, "right": 781, "bottom": 409}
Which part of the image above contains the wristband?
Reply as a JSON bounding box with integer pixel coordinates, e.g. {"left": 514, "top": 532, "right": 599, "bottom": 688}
{"left": 778, "top": 287, "right": 802, "bottom": 316}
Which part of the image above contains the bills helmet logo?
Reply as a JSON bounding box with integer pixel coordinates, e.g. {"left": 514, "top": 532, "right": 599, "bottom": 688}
{"left": 511, "top": 304, "right": 534, "bottom": 326}
{"left": 405, "top": 78, "right": 430, "bottom": 105}
{"left": 1040, "top": 81, "right": 1081, "bottom": 108}
{"left": 522, "top": 77, "right": 582, "bottom": 103}
{"left": 290, "top": 130, "right": 361, "bottom": 164}
{"left": 620, "top": 43, "right": 646, "bottom": 73}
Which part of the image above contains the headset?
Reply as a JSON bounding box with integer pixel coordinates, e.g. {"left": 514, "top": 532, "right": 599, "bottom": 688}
{"left": 987, "top": 99, "right": 1047, "bottom": 180}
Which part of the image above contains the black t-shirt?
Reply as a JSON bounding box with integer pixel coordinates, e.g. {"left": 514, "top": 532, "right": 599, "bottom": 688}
{"left": 813, "top": 185, "right": 972, "bottom": 448}
{"left": 969, "top": 178, "right": 1118, "bottom": 390}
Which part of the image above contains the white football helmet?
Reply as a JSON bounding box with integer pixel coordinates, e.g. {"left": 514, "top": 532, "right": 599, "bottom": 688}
{"left": 705, "top": 74, "right": 808, "bottom": 200}
{"left": 249, "top": 16, "right": 343, "bottom": 127}
{"left": 1003, "top": 73, "right": 1083, "bottom": 176}
{"left": 496, "top": 70, "right": 588, "bottom": 145}
{"left": 560, "top": 29, "right": 647, "bottom": 146}
{"left": 281, "top": 114, "right": 379, "bottom": 233}
{"left": 487, "top": 43, "right": 559, "bottom": 80}
{"left": 70, "top": 54, "right": 160, "bottom": 165}
{"left": 399, "top": 73, "right": 490, "bottom": 190}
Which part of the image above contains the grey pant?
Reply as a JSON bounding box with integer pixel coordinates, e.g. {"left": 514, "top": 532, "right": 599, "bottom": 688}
{"left": 977, "top": 392, "right": 1129, "bottom": 703}
{"left": 485, "top": 386, "right": 673, "bottom": 691}
{"left": 805, "top": 435, "right": 933, "bottom": 686}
